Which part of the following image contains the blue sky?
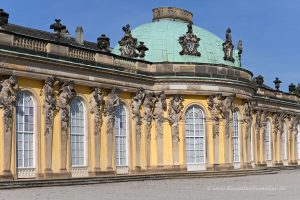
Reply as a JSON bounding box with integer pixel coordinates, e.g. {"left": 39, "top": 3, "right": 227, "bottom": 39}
{"left": 2, "top": 0, "right": 300, "bottom": 91}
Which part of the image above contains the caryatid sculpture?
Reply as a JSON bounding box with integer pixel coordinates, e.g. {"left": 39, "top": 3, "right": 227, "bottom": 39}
{"left": 143, "top": 92, "right": 155, "bottom": 138}
{"left": 42, "top": 76, "right": 59, "bottom": 174}
{"left": 131, "top": 88, "right": 145, "bottom": 168}
{"left": 90, "top": 87, "right": 104, "bottom": 172}
{"left": 167, "top": 95, "right": 184, "bottom": 142}
{"left": 207, "top": 94, "right": 223, "bottom": 138}
{"left": 153, "top": 91, "right": 167, "bottom": 139}
{"left": 131, "top": 88, "right": 146, "bottom": 137}
{"left": 167, "top": 95, "right": 184, "bottom": 166}
{"left": 153, "top": 91, "right": 167, "bottom": 166}
{"left": 143, "top": 91, "right": 156, "bottom": 167}
{"left": 0, "top": 75, "right": 18, "bottom": 177}
{"left": 56, "top": 80, "right": 76, "bottom": 173}
{"left": 90, "top": 87, "right": 104, "bottom": 135}
{"left": 104, "top": 87, "right": 120, "bottom": 170}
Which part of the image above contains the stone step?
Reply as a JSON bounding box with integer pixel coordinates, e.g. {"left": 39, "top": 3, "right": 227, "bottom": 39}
{"left": 0, "top": 168, "right": 277, "bottom": 189}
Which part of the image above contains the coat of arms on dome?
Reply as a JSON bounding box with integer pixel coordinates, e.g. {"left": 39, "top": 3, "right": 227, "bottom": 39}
{"left": 222, "top": 28, "right": 235, "bottom": 62}
{"left": 118, "top": 24, "right": 148, "bottom": 58}
{"left": 178, "top": 23, "right": 201, "bottom": 57}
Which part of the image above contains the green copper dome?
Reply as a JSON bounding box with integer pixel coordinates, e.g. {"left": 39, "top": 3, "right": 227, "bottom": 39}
{"left": 113, "top": 19, "right": 241, "bottom": 68}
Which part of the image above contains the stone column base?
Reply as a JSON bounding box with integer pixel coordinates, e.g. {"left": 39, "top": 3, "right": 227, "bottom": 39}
{"left": 50, "top": 172, "right": 71, "bottom": 179}
{"left": 242, "top": 162, "right": 253, "bottom": 169}
{"left": 43, "top": 168, "right": 53, "bottom": 178}
{"left": 88, "top": 168, "right": 102, "bottom": 176}
{"left": 274, "top": 161, "right": 283, "bottom": 167}
{"left": 138, "top": 165, "right": 186, "bottom": 174}
{"left": 0, "top": 170, "right": 13, "bottom": 180}
{"left": 288, "top": 161, "right": 298, "bottom": 166}
{"left": 213, "top": 163, "right": 233, "bottom": 171}
{"left": 102, "top": 168, "right": 115, "bottom": 175}
{"left": 256, "top": 163, "right": 267, "bottom": 167}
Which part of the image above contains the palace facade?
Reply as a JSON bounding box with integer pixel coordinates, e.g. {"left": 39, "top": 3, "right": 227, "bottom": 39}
{"left": 0, "top": 7, "right": 299, "bottom": 180}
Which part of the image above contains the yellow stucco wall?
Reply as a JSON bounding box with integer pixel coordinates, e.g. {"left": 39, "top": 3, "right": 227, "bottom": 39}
{"left": 0, "top": 77, "right": 298, "bottom": 178}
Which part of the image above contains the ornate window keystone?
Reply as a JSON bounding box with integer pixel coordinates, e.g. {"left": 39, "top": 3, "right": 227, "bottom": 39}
{"left": 118, "top": 24, "right": 148, "bottom": 58}
{"left": 222, "top": 28, "right": 235, "bottom": 62}
{"left": 178, "top": 23, "right": 201, "bottom": 56}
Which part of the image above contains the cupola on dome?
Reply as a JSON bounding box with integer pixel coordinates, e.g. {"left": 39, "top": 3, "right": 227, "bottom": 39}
{"left": 113, "top": 7, "right": 242, "bottom": 68}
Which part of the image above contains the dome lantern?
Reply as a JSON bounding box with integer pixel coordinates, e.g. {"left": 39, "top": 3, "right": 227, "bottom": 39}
{"left": 152, "top": 7, "right": 193, "bottom": 24}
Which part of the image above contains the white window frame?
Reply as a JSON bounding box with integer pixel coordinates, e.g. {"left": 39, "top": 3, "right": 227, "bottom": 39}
{"left": 232, "top": 110, "right": 240, "bottom": 163}
{"left": 265, "top": 120, "right": 271, "bottom": 161}
{"left": 250, "top": 123, "right": 254, "bottom": 162}
{"left": 115, "top": 103, "right": 128, "bottom": 167}
{"left": 16, "top": 91, "right": 35, "bottom": 170}
{"left": 185, "top": 105, "right": 206, "bottom": 166}
{"left": 281, "top": 124, "right": 287, "bottom": 160}
{"left": 70, "top": 98, "right": 86, "bottom": 167}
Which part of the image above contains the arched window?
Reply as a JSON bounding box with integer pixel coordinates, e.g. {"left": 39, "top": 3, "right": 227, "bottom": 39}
{"left": 265, "top": 120, "right": 271, "bottom": 161}
{"left": 185, "top": 105, "right": 205, "bottom": 165}
{"left": 232, "top": 110, "right": 240, "bottom": 163}
{"left": 115, "top": 103, "right": 128, "bottom": 167}
{"left": 297, "top": 125, "right": 300, "bottom": 160}
{"left": 281, "top": 123, "right": 287, "bottom": 160}
{"left": 16, "top": 91, "right": 35, "bottom": 169}
{"left": 70, "top": 98, "right": 86, "bottom": 167}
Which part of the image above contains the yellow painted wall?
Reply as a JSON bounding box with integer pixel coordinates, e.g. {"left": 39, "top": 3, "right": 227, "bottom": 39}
{"left": 1, "top": 76, "right": 298, "bottom": 178}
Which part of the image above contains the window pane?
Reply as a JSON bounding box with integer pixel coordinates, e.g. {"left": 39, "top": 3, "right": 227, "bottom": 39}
{"left": 185, "top": 106, "right": 205, "bottom": 164}
{"left": 71, "top": 98, "right": 86, "bottom": 167}
{"left": 115, "top": 104, "right": 128, "bottom": 166}
{"left": 16, "top": 92, "right": 35, "bottom": 169}
{"left": 232, "top": 111, "right": 240, "bottom": 162}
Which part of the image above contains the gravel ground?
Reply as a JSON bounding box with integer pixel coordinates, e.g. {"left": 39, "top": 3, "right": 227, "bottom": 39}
{"left": 0, "top": 170, "right": 299, "bottom": 200}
